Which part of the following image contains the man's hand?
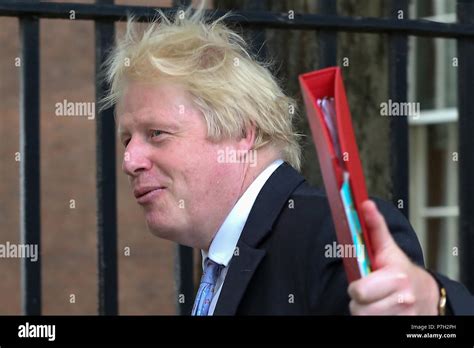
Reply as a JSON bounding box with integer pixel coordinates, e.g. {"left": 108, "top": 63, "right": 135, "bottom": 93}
{"left": 348, "top": 200, "right": 440, "bottom": 315}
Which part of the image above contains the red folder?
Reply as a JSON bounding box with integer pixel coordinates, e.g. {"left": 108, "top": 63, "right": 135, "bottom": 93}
{"left": 298, "top": 67, "right": 374, "bottom": 282}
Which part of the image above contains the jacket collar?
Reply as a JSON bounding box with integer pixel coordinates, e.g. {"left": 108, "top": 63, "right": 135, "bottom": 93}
{"left": 213, "top": 162, "right": 305, "bottom": 315}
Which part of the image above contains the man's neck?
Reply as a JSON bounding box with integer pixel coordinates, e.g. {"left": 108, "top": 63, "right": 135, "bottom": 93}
{"left": 237, "top": 150, "right": 281, "bottom": 200}
{"left": 202, "top": 153, "right": 283, "bottom": 255}
{"left": 202, "top": 150, "right": 282, "bottom": 252}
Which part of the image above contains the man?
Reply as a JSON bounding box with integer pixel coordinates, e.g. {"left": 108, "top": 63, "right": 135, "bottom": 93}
{"left": 102, "top": 7, "right": 474, "bottom": 315}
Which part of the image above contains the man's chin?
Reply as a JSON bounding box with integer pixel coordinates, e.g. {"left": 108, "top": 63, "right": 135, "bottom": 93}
{"left": 143, "top": 210, "right": 170, "bottom": 235}
{"left": 145, "top": 220, "right": 181, "bottom": 242}
{"left": 146, "top": 223, "right": 172, "bottom": 239}
{"left": 146, "top": 222, "right": 197, "bottom": 248}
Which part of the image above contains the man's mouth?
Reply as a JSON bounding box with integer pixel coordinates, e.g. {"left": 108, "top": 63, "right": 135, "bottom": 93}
{"left": 133, "top": 186, "right": 166, "bottom": 204}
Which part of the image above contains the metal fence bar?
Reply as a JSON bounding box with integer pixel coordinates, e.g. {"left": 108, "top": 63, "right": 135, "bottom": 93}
{"left": 95, "top": 0, "right": 118, "bottom": 315}
{"left": 388, "top": 0, "right": 409, "bottom": 218}
{"left": 2, "top": 2, "right": 474, "bottom": 38}
{"left": 242, "top": 0, "right": 268, "bottom": 60}
{"left": 171, "top": 0, "right": 194, "bottom": 317}
{"left": 457, "top": 0, "right": 474, "bottom": 293}
{"left": 318, "top": 0, "right": 337, "bottom": 68}
{"left": 175, "top": 245, "right": 194, "bottom": 315}
{"left": 172, "top": 0, "right": 191, "bottom": 7}
{"left": 19, "top": 0, "right": 41, "bottom": 316}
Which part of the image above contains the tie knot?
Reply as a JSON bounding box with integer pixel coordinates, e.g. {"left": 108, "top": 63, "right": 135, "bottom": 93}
{"left": 202, "top": 258, "right": 223, "bottom": 285}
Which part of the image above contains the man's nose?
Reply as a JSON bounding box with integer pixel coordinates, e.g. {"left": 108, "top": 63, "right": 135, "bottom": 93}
{"left": 122, "top": 138, "right": 152, "bottom": 177}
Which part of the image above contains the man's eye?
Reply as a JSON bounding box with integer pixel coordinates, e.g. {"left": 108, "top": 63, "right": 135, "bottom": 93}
{"left": 151, "top": 130, "right": 164, "bottom": 138}
{"left": 123, "top": 138, "right": 130, "bottom": 147}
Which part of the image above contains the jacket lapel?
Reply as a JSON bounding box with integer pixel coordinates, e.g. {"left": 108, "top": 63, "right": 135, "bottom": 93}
{"left": 213, "top": 162, "right": 305, "bottom": 315}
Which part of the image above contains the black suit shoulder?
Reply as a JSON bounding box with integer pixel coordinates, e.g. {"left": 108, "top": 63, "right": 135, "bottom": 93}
{"left": 249, "top": 179, "right": 425, "bottom": 314}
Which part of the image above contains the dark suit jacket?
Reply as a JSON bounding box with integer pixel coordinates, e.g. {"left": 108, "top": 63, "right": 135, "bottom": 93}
{"left": 212, "top": 162, "right": 474, "bottom": 315}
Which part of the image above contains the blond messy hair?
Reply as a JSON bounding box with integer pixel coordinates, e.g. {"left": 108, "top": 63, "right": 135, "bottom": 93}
{"left": 101, "top": 6, "right": 302, "bottom": 170}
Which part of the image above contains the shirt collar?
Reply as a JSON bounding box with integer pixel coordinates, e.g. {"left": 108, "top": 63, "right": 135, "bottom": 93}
{"left": 201, "top": 159, "right": 284, "bottom": 269}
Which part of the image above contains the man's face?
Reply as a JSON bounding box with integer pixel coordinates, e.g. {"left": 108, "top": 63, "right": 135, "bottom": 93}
{"left": 117, "top": 81, "right": 245, "bottom": 249}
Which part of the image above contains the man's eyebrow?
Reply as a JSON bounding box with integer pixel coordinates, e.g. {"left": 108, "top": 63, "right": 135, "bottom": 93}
{"left": 117, "top": 119, "right": 181, "bottom": 137}
{"left": 116, "top": 106, "right": 185, "bottom": 136}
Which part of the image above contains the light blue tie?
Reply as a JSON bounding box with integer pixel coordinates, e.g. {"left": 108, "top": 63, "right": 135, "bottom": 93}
{"left": 192, "top": 258, "right": 223, "bottom": 316}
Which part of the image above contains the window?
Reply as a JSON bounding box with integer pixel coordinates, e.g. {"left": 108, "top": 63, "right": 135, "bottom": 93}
{"left": 408, "top": 0, "right": 459, "bottom": 279}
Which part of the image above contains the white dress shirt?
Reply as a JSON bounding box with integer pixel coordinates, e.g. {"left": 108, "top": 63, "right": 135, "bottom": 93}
{"left": 201, "top": 159, "right": 284, "bottom": 315}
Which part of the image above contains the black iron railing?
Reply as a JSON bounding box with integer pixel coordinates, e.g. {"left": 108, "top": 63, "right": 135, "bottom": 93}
{"left": 1, "top": 0, "right": 473, "bottom": 315}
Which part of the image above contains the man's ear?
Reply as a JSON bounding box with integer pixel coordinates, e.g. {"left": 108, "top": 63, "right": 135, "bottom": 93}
{"left": 238, "top": 124, "right": 256, "bottom": 151}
